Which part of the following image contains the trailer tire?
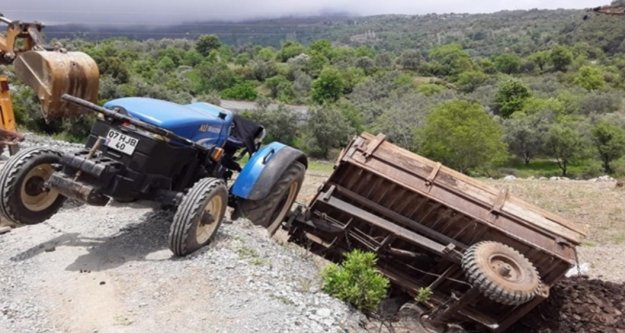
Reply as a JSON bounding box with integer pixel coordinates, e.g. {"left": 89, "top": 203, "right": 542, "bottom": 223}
{"left": 461, "top": 241, "right": 541, "bottom": 306}
{"left": 168, "top": 178, "right": 227, "bottom": 256}
{"left": 0, "top": 147, "right": 66, "bottom": 225}
{"left": 236, "top": 162, "right": 305, "bottom": 234}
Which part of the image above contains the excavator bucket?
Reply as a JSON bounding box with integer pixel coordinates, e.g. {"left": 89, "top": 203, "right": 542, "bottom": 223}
{"left": 13, "top": 50, "right": 99, "bottom": 121}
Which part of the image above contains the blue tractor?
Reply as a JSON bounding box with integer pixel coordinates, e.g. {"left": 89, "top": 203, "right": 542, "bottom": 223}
{"left": 0, "top": 95, "right": 307, "bottom": 256}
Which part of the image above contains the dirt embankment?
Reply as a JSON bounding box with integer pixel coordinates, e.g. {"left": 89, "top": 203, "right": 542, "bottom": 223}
{"left": 511, "top": 276, "right": 625, "bottom": 333}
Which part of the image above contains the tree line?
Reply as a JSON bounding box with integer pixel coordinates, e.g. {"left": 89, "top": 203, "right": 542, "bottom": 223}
{"left": 4, "top": 30, "right": 625, "bottom": 178}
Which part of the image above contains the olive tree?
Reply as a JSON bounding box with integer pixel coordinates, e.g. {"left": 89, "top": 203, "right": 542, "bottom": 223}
{"left": 544, "top": 120, "right": 588, "bottom": 176}
{"left": 574, "top": 65, "right": 605, "bottom": 91}
{"left": 195, "top": 35, "right": 222, "bottom": 57}
{"left": 303, "top": 105, "right": 354, "bottom": 158}
{"left": 591, "top": 121, "right": 625, "bottom": 173}
{"left": 550, "top": 45, "right": 573, "bottom": 72}
{"left": 311, "top": 67, "right": 345, "bottom": 104}
{"left": 493, "top": 79, "right": 532, "bottom": 117}
{"left": 417, "top": 100, "right": 507, "bottom": 173}
{"left": 504, "top": 110, "right": 554, "bottom": 165}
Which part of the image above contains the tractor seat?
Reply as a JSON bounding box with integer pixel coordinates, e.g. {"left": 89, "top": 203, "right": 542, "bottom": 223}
{"left": 225, "top": 115, "right": 265, "bottom": 155}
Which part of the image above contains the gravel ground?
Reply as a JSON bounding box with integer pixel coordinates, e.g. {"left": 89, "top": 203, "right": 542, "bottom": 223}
{"left": 0, "top": 203, "right": 366, "bottom": 333}
{"left": 2, "top": 133, "right": 624, "bottom": 333}
{"left": 0, "top": 134, "right": 367, "bottom": 333}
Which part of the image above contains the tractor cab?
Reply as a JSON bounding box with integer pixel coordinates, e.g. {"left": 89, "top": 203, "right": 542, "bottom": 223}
{"left": 104, "top": 97, "right": 234, "bottom": 149}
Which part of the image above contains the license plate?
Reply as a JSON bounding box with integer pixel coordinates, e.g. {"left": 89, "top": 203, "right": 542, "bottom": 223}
{"left": 105, "top": 129, "right": 139, "bottom": 155}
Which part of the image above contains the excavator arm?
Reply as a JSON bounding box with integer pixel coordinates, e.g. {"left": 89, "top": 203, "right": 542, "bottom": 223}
{"left": 0, "top": 14, "right": 45, "bottom": 64}
{"left": 0, "top": 13, "right": 99, "bottom": 121}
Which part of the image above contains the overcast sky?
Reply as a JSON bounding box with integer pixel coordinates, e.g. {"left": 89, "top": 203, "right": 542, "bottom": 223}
{"left": 1, "top": 0, "right": 609, "bottom": 25}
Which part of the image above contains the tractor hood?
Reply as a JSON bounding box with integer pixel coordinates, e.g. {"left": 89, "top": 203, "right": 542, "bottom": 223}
{"left": 104, "top": 97, "right": 233, "bottom": 148}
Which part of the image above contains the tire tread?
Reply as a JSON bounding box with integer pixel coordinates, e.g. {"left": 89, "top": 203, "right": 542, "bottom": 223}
{"left": 0, "top": 147, "right": 65, "bottom": 225}
{"left": 461, "top": 241, "right": 541, "bottom": 306}
{"left": 168, "top": 178, "right": 227, "bottom": 256}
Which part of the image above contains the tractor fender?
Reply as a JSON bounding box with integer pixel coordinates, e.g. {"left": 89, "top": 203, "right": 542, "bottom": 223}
{"left": 230, "top": 142, "right": 307, "bottom": 200}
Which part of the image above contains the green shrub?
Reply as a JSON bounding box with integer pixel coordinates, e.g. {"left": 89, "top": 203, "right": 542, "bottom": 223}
{"left": 415, "top": 287, "right": 433, "bottom": 303}
{"left": 321, "top": 249, "right": 389, "bottom": 312}
{"left": 221, "top": 82, "right": 258, "bottom": 101}
{"left": 417, "top": 83, "right": 446, "bottom": 96}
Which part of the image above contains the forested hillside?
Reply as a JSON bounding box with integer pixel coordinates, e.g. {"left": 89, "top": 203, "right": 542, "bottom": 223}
{"left": 46, "top": 9, "right": 625, "bottom": 56}
{"left": 5, "top": 7, "right": 625, "bottom": 179}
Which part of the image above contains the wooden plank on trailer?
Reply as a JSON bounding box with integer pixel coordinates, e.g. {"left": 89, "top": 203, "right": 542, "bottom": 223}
{"left": 359, "top": 132, "right": 585, "bottom": 235}
{"left": 351, "top": 133, "right": 586, "bottom": 241}
{"left": 342, "top": 150, "right": 579, "bottom": 262}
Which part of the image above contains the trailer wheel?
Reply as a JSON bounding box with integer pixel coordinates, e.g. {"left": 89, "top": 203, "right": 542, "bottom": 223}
{"left": 461, "top": 241, "right": 541, "bottom": 306}
{"left": 168, "top": 178, "right": 227, "bottom": 256}
{"left": 236, "top": 162, "right": 305, "bottom": 235}
{"left": 0, "top": 147, "right": 66, "bottom": 225}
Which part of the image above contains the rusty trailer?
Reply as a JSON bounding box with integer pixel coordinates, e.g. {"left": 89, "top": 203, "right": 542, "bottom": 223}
{"left": 286, "top": 133, "right": 585, "bottom": 332}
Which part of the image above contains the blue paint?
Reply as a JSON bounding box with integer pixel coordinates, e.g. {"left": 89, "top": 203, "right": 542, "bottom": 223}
{"left": 230, "top": 142, "right": 286, "bottom": 199}
{"left": 104, "top": 97, "right": 233, "bottom": 148}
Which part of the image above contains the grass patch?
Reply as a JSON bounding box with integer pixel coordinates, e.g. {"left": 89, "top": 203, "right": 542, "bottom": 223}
{"left": 237, "top": 246, "right": 269, "bottom": 266}
{"left": 610, "top": 233, "right": 625, "bottom": 244}
{"left": 499, "top": 158, "right": 603, "bottom": 179}
{"left": 307, "top": 159, "right": 335, "bottom": 174}
{"left": 237, "top": 152, "right": 334, "bottom": 175}
{"left": 271, "top": 294, "right": 295, "bottom": 306}
{"left": 237, "top": 246, "right": 259, "bottom": 259}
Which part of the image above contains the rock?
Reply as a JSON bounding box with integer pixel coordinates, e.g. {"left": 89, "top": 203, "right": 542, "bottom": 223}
{"left": 566, "top": 263, "right": 591, "bottom": 277}
{"left": 316, "top": 308, "right": 332, "bottom": 318}
{"left": 0, "top": 226, "right": 10, "bottom": 235}
{"left": 398, "top": 302, "right": 426, "bottom": 317}
{"left": 503, "top": 175, "right": 517, "bottom": 181}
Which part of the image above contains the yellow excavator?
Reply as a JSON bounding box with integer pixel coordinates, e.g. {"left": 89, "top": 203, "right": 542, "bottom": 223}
{"left": 0, "top": 12, "right": 99, "bottom": 154}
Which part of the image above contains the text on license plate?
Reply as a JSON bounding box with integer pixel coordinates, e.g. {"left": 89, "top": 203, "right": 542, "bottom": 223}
{"left": 105, "top": 129, "right": 139, "bottom": 155}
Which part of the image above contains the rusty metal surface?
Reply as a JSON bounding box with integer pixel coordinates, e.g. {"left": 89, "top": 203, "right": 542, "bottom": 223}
{"left": 14, "top": 51, "right": 99, "bottom": 120}
{"left": 46, "top": 172, "right": 108, "bottom": 206}
{"left": 288, "top": 132, "right": 584, "bottom": 332}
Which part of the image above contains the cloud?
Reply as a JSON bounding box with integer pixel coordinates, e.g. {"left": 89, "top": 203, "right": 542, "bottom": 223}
{"left": 1, "top": 0, "right": 607, "bottom": 25}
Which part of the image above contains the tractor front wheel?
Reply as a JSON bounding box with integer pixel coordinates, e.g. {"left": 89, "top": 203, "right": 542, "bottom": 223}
{"left": 168, "top": 178, "right": 227, "bottom": 256}
{"left": 236, "top": 162, "right": 305, "bottom": 236}
{"left": 0, "top": 147, "right": 66, "bottom": 225}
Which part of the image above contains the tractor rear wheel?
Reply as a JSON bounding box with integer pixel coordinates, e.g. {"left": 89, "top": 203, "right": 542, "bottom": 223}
{"left": 168, "top": 178, "right": 227, "bottom": 256}
{"left": 461, "top": 241, "right": 541, "bottom": 305}
{"left": 0, "top": 147, "right": 66, "bottom": 225}
{"left": 236, "top": 162, "right": 305, "bottom": 236}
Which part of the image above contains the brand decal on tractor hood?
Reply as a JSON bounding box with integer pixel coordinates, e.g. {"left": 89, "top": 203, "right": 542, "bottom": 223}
{"left": 199, "top": 124, "right": 222, "bottom": 133}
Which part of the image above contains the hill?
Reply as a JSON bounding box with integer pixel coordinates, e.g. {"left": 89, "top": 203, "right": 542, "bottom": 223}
{"left": 45, "top": 8, "right": 625, "bottom": 56}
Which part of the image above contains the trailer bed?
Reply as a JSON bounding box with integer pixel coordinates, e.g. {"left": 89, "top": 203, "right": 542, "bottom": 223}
{"left": 288, "top": 133, "right": 585, "bottom": 332}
